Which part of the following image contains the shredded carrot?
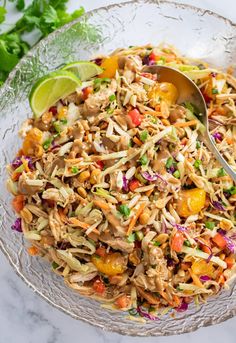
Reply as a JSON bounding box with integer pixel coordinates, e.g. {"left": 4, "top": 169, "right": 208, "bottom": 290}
{"left": 93, "top": 200, "right": 110, "bottom": 211}
{"left": 58, "top": 208, "right": 67, "bottom": 222}
{"left": 213, "top": 175, "right": 231, "bottom": 182}
{"left": 172, "top": 295, "right": 181, "bottom": 308}
{"left": 133, "top": 136, "right": 143, "bottom": 146}
{"left": 11, "top": 171, "right": 21, "bottom": 181}
{"left": 27, "top": 246, "right": 39, "bottom": 256}
{"left": 64, "top": 158, "right": 83, "bottom": 163}
{"left": 68, "top": 217, "right": 90, "bottom": 229}
{"left": 145, "top": 188, "right": 154, "bottom": 197}
{"left": 226, "top": 137, "right": 234, "bottom": 145}
{"left": 218, "top": 274, "right": 225, "bottom": 285}
{"left": 159, "top": 291, "right": 172, "bottom": 305}
{"left": 22, "top": 158, "right": 30, "bottom": 172}
{"left": 174, "top": 119, "right": 198, "bottom": 128}
{"left": 188, "top": 269, "right": 204, "bottom": 288}
{"left": 127, "top": 202, "right": 147, "bottom": 235}
{"left": 12, "top": 195, "right": 24, "bottom": 213}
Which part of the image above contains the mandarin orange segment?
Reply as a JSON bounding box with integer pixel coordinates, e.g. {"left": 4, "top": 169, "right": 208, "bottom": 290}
{"left": 99, "top": 56, "right": 119, "bottom": 79}
{"left": 176, "top": 188, "right": 206, "bottom": 217}
{"left": 91, "top": 252, "right": 126, "bottom": 276}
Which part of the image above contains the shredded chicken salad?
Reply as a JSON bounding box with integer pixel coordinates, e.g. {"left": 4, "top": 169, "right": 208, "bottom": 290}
{"left": 7, "top": 44, "right": 236, "bottom": 320}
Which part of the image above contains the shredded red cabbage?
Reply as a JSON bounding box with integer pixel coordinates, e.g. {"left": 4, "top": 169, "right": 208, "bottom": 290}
{"left": 218, "top": 229, "right": 235, "bottom": 253}
{"left": 11, "top": 218, "right": 22, "bottom": 232}
{"left": 122, "top": 176, "right": 129, "bottom": 192}
{"left": 199, "top": 275, "right": 211, "bottom": 282}
{"left": 176, "top": 301, "right": 188, "bottom": 312}
{"left": 141, "top": 171, "right": 167, "bottom": 184}
{"left": 173, "top": 223, "right": 188, "bottom": 232}
{"left": 212, "top": 132, "right": 223, "bottom": 141}
{"left": 91, "top": 58, "right": 103, "bottom": 66}
{"left": 11, "top": 156, "right": 34, "bottom": 170}
{"left": 194, "top": 238, "right": 213, "bottom": 262}
{"left": 212, "top": 201, "right": 225, "bottom": 211}
{"left": 137, "top": 306, "right": 159, "bottom": 321}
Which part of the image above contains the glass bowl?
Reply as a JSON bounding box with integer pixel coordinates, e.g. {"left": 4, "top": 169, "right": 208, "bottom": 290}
{"left": 0, "top": 0, "right": 235, "bottom": 336}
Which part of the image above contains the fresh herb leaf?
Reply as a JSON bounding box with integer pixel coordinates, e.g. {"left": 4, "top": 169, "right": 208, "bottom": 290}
{"left": 205, "top": 221, "right": 215, "bottom": 230}
{"left": 43, "top": 138, "right": 52, "bottom": 150}
{"left": 196, "top": 140, "right": 201, "bottom": 149}
{"left": 212, "top": 88, "right": 219, "bottom": 94}
{"left": 225, "top": 186, "right": 236, "bottom": 195}
{"left": 52, "top": 261, "right": 59, "bottom": 269}
{"left": 0, "top": 6, "right": 7, "bottom": 24}
{"left": 127, "top": 233, "right": 136, "bottom": 243}
{"left": 165, "top": 157, "right": 173, "bottom": 169}
{"left": 139, "top": 154, "right": 148, "bottom": 166}
{"left": 16, "top": 0, "right": 25, "bottom": 11}
{"left": 173, "top": 170, "right": 180, "bottom": 179}
{"left": 71, "top": 166, "right": 79, "bottom": 174}
{"left": 153, "top": 241, "right": 161, "bottom": 246}
{"left": 60, "top": 118, "right": 67, "bottom": 124}
{"left": 118, "top": 204, "right": 131, "bottom": 218}
{"left": 109, "top": 94, "right": 116, "bottom": 102}
{"left": 217, "top": 167, "right": 227, "bottom": 177}
{"left": 140, "top": 130, "right": 148, "bottom": 142}
{"left": 184, "top": 240, "right": 191, "bottom": 247}
{"left": 194, "top": 159, "right": 201, "bottom": 169}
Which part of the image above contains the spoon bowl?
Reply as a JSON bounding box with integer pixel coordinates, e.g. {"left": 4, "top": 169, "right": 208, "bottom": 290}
{"left": 143, "top": 65, "right": 236, "bottom": 183}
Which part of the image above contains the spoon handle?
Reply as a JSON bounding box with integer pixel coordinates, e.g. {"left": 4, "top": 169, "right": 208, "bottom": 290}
{"left": 200, "top": 134, "right": 236, "bottom": 183}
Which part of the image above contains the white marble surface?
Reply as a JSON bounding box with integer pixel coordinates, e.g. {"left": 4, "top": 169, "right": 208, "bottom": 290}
{"left": 0, "top": 1, "right": 236, "bottom": 342}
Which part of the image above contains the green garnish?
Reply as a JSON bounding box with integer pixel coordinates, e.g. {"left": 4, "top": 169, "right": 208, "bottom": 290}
{"left": 212, "top": 88, "right": 219, "bottom": 94}
{"left": 205, "top": 221, "right": 215, "bottom": 230}
{"left": 0, "top": 0, "right": 85, "bottom": 86}
{"left": 52, "top": 261, "right": 59, "bottom": 269}
{"left": 194, "top": 159, "right": 202, "bottom": 169}
{"left": 135, "top": 231, "right": 144, "bottom": 241}
{"left": 127, "top": 233, "right": 136, "bottom": 243}
{"left": 109, "top": 94, "right": 116, "bottom": 102}
{"left": 184, "top": 240, "right": 191, "bottom": 247}
{"left": 139, "top": 154, "right": 148, "bottom": 166}
{"left": 60, "top": 118, "right": 67, "bottom": 124}
{"left": 196, "top": 141, "right": 201, "bottom": 149}
{"left": 217, "top": 167, "right": 227, "bottom": 177}
{"left": 71, "top": 166, "right": 79, "bottom": 174}
{"left": 43, "top": 138, "right": 52, "bottom": 150}
{"left": 140, "top": 130, "right": 148, "bottom": 142}
{"left": 176, "top": 286, "right": 183, "bottom": 291}
{"left": 53, "top": 121, "right": 61, "bottom": 133}
{"left": 173, "top": 170, "right": 180, "bottom": 179}
{"left": 184, "top": 101, "right": 200, "bottom": 115}
{"left": 225, "top": 186, "right": 236, "bottom": 195}
{"left": 118, "top": 204, "right": 131, "bottom": 218}
{"left": 166, "top": 157, "right": 174, "bottom": 169}
{"left": 153, "top": 241, "right": 161, "bottom": 246}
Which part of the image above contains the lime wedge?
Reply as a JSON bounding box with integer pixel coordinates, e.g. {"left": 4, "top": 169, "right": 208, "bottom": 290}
{"left": 29, "top": 70, "right": 81, "bottom": 118}
{"left": 62, "top": 61, "right": 103, "bottom": 81}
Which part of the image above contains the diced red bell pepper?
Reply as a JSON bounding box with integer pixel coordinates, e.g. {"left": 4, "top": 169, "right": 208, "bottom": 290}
{"left": 128, "top": 109, "right": 142, "bottom": 127}
{"left": 96, "top": 160, "right": 104, "bottom": 170}
{"left": 129, "top": 179, "right": 141, "bottom": 192}
{"left": 82, "top": 86, "right": 93, "bottom": 100}
{"left": 49, "top": 106, "right": 57, "bottom": 115}
{"left": 92, "top": 279, "right": 106, "bottom": 294}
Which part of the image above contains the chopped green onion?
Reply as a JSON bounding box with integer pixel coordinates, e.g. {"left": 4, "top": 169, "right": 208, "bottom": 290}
{"left": 43, "top": 138, "right": 52, "bottom": 150}
{"left": 205, "top": 221, "right": 215, "bottom": 230}
{"left": 166, "top": 157, "right": 174, "bottom": 169}
{"left": 225, "top": 186, "right": 236, "bottom": 195}
{"left": 194, "top": 159, "right": 202, "bottom": 169}
{"left": 173, "top": 170, "right": 180, "bottom": 179}
{"left": 212, "top": 88, "right": 219, "bottom": 94}
{"left": 60, "top": 118, "right": 68, "bottom": 124}
{"left": 118, "top": 204, "right": 131, "bottom": 218}
{"left": 176, "top": 285, "right": 183, "bottom": 291}
{"left": 53, "top": 121, "right": 61, "bottom": 133}
{"left": 217, "top": 167, "right": 227, "bottom": 177}
{"left": 127, "top": 233, "right": 136, "bottom": 243}
{"left": 196, "top": 141, "right": 201, "bottom": 149}
{"left": 135, "top": 231, "right": 144, "bottom": 241}
{"left": 106, "top": 107, "right": 114, "bottom": 115}
{"left": 140, "top": 130, "right": 148, "bottom": 142}
{"left": 71, "top": 166, "right": 79, "bottom": 174}
{"left": 153, "top": 241, "right": 161, "bottom": 246}
{"left": 52, "top": 261, "right": 59, "bottom": 269}
{"left": 184, "top": 240, "right": 191, "bottom": 247}
{"left": 109, "top": 94, "right": 116, "bottom": 102}
{"left": 139, "top": 154, "right": 148, "bottom": 166}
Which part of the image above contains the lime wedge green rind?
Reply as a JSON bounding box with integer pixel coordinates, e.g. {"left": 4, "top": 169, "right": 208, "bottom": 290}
{"left": 29, "top": 70, "right": 81, "bottom": 118}
{"left": 62, "top": 61, "right": 103, "bottom": 81}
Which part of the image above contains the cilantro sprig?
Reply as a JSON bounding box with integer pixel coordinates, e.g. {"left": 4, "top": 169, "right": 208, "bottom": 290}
{"left": 0, "top": 0, "right": 85, "bottom": 85}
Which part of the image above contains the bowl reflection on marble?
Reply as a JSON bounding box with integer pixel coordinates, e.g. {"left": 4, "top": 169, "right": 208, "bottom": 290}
{"left": 0, "top": 0, "right": 235, "bottom": 336}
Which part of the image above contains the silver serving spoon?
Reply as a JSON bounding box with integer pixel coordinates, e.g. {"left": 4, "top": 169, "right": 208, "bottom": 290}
{"left": 143, "top": 65, "right": 236, "bottom": 183}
